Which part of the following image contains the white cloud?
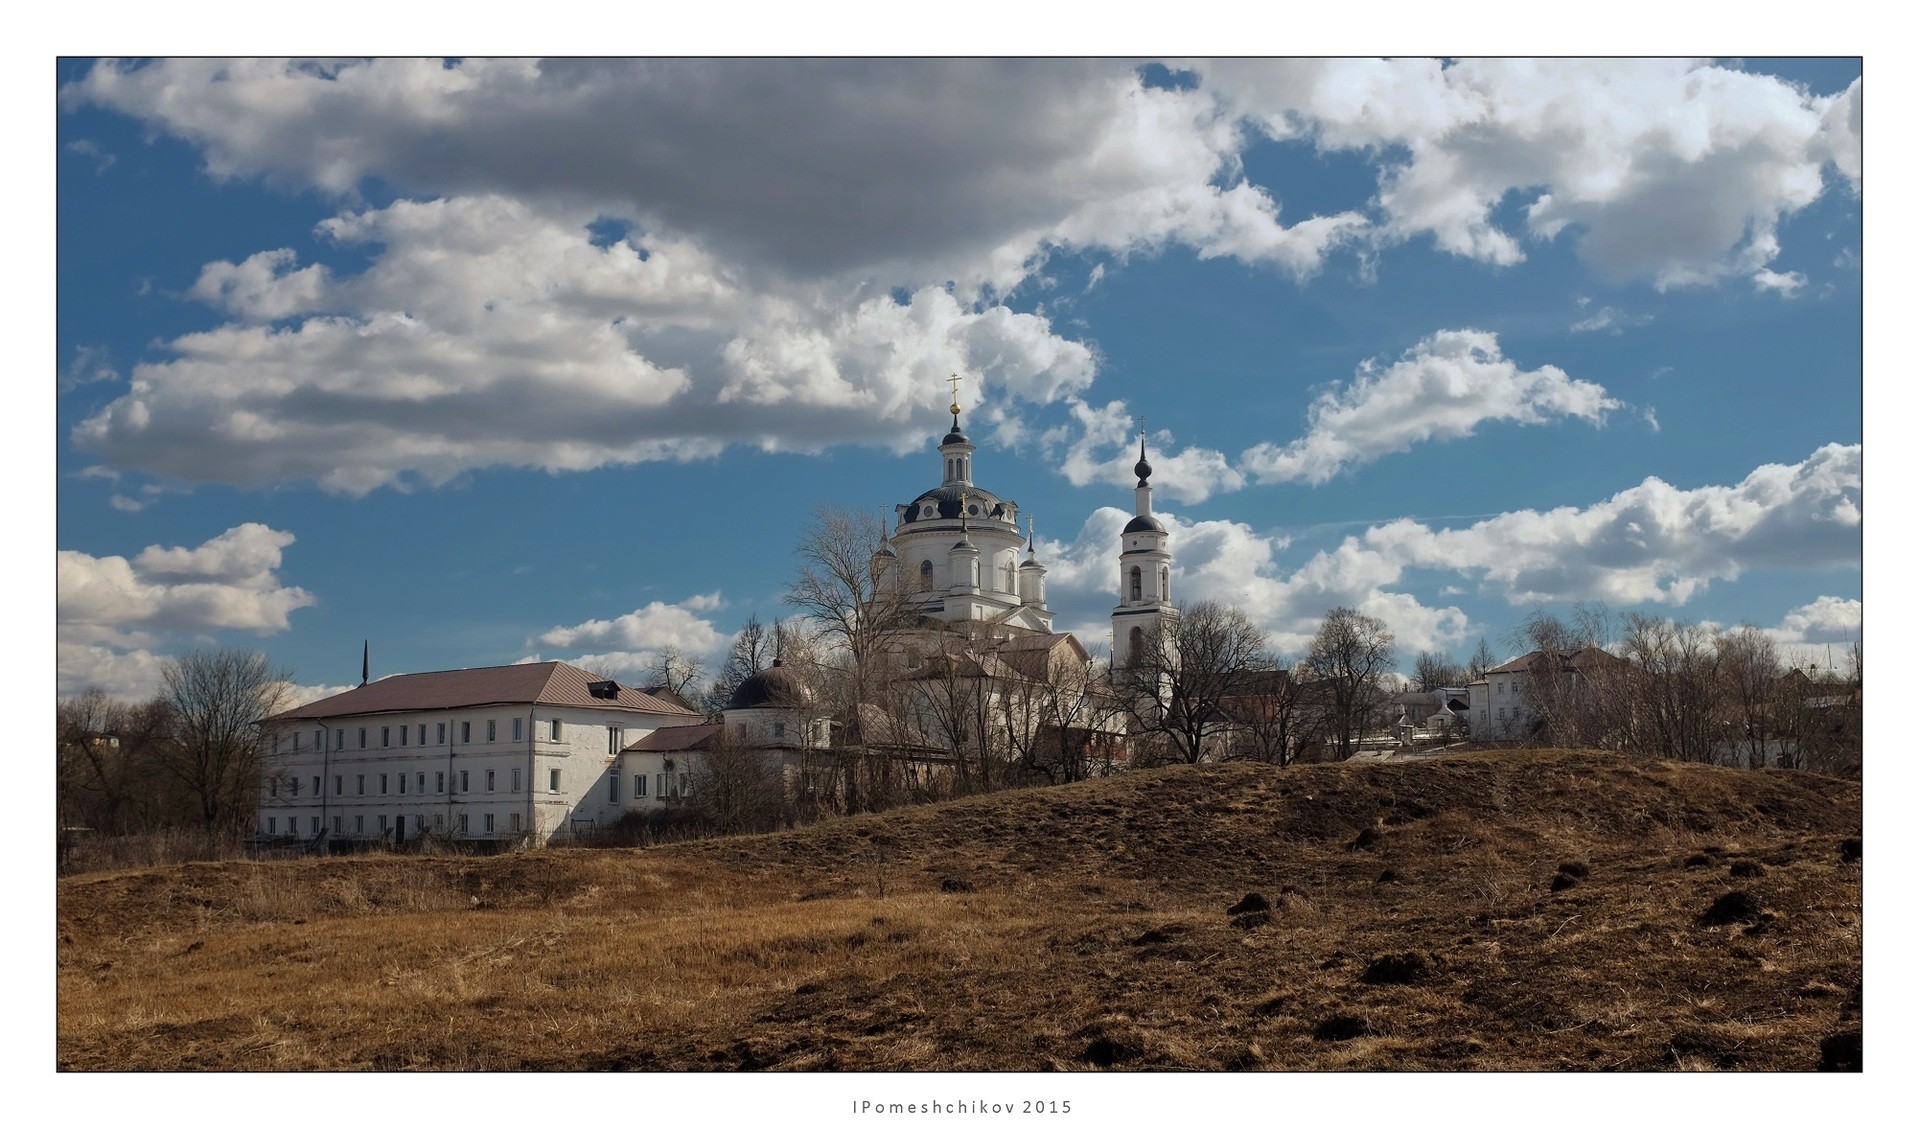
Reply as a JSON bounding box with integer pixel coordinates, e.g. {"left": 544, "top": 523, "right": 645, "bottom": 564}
{"left": 1365, "top": 443, "right": 1860, "bottom": 605}
{"left": 526, "top": 591, "right": 731, "bottom": 684}
{"left": 1241, "top": 329, "right": 1620, "bottom": 485}
{"left": 56, "top": 524, "right": 317, "bottom": 697}
{"left": 1199, "top": 58, "right": 1858, "bottom": 289}
{"left": 62, "top": 344, "right": 119, "bottom": 391}
{"left": 1753, "top": 268, "right": 1808, "bottom": 297}
{"left": 1765, "top": 595, "right": 1861, "bottom": 645}
{"left": 1570, "top": 306, "right": 1651, "bottom": 335}
{"left": 1042, "top": 445, "right": 1859, "bottom": 663}
{"left": 60, "top": 59, "right": 1857, "bottom": 497}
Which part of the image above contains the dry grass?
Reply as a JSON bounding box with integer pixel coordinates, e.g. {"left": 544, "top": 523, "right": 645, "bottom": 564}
{"left": 57, "top": 749, "right": 1862, "bottom": 1070}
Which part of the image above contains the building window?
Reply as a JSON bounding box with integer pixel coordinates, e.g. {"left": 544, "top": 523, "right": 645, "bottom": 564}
{"left": 294, "top": 731, "right": 302, "bottom": 751}
{"left": 680, "top": 772, "right": 692, "bottom": 797}
{"left": 635, "top": 774, "right": 646, "bottom": 798}
{"left": 269, "top": 778, "right": 278, "bottom": 798}
{"left": 919, "top": 559, "right": 934, "bottom": 589}
{"left": 461, "top": 722, "right": 471, "bottom": 744}
{"left": 610, "top": 775, "right": 620, "bottom": 803}
{"left": 335, "top": 728, "right": 344, "bottom": 750}
{"left": 418, "top": 724, "right": 427, "bottom": 745}
{"left": 458, "top": 814, "right": 469, "bottom": 832}
{"left": 1161, "top": 566, "right": 1170, "bottom": 601}
{"left": 417, "top": 772, "right": 426, "bottom": 793}
{"left": 380, "top": 774, "right": 389, "bottom": 795}
{"left": 549, "top": 768, "right": 561, "bottom": 793}
{"left": 398, "top": 773, "right": 407, "bottom": 795}
{"left": 355, "top": 815, "right": 365, "bottom": 834}
{"left": 399, "top": 725, "right": 408, "bottom": 747}
{"left": 459, "top": 770, "right": 469, "bottom": 793}
{"left": 357, "top": 774, "right": 366, "bottom": 796}
{"left": 381, "top": 726, "right": 390, "bottom": 748}
{"left": 331, "top": 815, "right": 342, "bottom": 834}
{"left": 267, "top": 817, "right": 277, "bottom": 834}
{"left": 436, "top": 771, "right": 445, "bottom": 794}
{"left": 415, "top": 814, "right": 425, "bottom": 832}
{"left": 550, "top": 718, "right": 562, "bottom": 742}
{"left": 334, "top": 775, "right": 343, "bottom": 795}
{"left": 379, "top": 815, "right": 389, "bottom": 833}
{"left": 513, "top": 718, "right": 523, "bottom": 741}
{"left": 487, "top": 720, "right": 497, "bottom": 743}
{"left": 437, "top": 722, "right": 446, "bottom": 744}
{"left": 511, "top": 768, "right": 521, "bottom": 793}
{"left": 359, "top": 728, "right": 367, "bottom": 749}
{"left": 311, "top": 776, "right": 320, "bottom": 796}
{"left": 434, "top": 813, "right": 444, "bottom": 829}
{"left": 657, "top": 772, "right": 667, "bottom": 798}
{"left": 510, "top": 813, "right": 522, "bottom": 832}
{"left": 311, "top": 816, "right": 320, "bottom": 835}
{"left": 272, "top": 732, "right": 280, "bottom": 755}
{"left": 486, "top": 770, "right": 496, "bottom": 793}
{"left": 774, "top": 722, "right": 786, "bottom": 740}
{"left": 484, "top": 814, "right": 495, "bottom": 833}
{"left": 1129, "top": 566, "right": 1142, "bottom": 602}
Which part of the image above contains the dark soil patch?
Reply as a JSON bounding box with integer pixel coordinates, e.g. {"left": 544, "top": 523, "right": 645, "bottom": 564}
{"left": 1840, "top": 837, "right": 1862, "bottom": 864}
{"left": 1360, "top": 952, "right": 1433, "bottom": 986}
{"left": 1557, "top": 861, "right": 1590, "bottom": 879}
{"left": 1349, "top": 827, "right": 1382, "bottom": 851}
{"left": 1550, "top": 873, "right": 1579, "bottom": 893}
{"left": 1819, "top": 1029, "right": 1862, "bottom": 1071}
{"left": 939, "top": 877, "right": 975, "bottom": 893}
{"left": 1312, "top": 1014, "right": 1375, "bottom": 1041}
{"left": 1229, "top": 910, "right": 1272, "bottom": 930}
{"left": 1729, "top": 860, "right": 1766, "bottom": 878}
{"left": 1228, "top": 892, "right": 1269, "bottom": 915}
{"left": 1376, "top": 869, "right": 1401, "bottom": 884}
{"left": 1683, "top": 854, "right": 1712, "bottom": 869}
{"left": 1700, "top": 890, "right": 1767, "bottom": 927}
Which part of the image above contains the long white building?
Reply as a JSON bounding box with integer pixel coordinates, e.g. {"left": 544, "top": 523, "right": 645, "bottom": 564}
{"left": 257, "top": 661, "right": 704, "bottom": 846}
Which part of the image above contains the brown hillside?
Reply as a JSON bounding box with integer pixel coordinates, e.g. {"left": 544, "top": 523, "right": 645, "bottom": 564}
{"left": 57, "top": 749, "right": 1862, "bottom": 1071}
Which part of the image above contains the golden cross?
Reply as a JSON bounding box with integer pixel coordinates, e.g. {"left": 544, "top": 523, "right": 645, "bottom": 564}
{"left": 948, "top": 372, "right": 963, "bottom": 415}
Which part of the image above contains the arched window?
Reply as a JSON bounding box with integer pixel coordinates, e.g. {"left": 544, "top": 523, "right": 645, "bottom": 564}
{"left": 920, "top": 559, "right": 934, "bottom": 589}
{"left": 1129, "top": 566, "right": 1142, "bottom": 602}
{"left": 1129, "top": 626, "right": 1145, "bottom": 665}
{"left": 1160, "top": 566, "right": 1170, "bottom": 602}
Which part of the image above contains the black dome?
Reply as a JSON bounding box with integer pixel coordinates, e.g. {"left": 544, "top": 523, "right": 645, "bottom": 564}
{"left": 900, "top": 484, "right": 1012, "bottom": 524}
{"left": 1123, "top": 514, "right": 1166, "bottom": 534}
{"left": 942, "top": 421, "right": 970, "bottom": 446}
{"left": 728, "top": 662, "right": 812, "bottom": 709}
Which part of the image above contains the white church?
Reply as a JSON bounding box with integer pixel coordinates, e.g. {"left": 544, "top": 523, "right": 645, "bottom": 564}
{"left": 256, "top": 391, "right": 1179, "bottom": 846}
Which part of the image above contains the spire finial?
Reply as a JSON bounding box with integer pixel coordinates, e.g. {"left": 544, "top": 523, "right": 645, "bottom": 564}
{"left": 948, "top": 372, "right": 963, "bottom": 418}
{"left": 1027, "top": 515, "right": 1037, "bottom": 557}
{"left": 361, "top": 639, "right": 369, "bottom": 687}
{"left": 1133, "top": 423, "right": 1153, "bottom": 485}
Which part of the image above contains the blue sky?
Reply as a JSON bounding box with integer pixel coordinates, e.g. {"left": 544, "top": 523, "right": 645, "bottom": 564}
{"left": 54, "top": 58, "right": 1864, "bottom": 701}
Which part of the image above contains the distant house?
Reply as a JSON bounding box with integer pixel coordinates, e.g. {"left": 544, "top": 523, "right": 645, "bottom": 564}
{"left": 257, "top": 661, "right": 704, "bottom": 846}
{"left": 1467, "top": 647, "right": 1626, "bottom": 742}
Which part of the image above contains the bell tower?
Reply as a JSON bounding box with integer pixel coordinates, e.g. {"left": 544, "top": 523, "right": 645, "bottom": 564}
{"left": 1112, "top": 428, "right": 1176, "bottom": 667}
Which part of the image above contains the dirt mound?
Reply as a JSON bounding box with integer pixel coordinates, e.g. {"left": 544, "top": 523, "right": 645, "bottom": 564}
{"left": 1700, "top": 890, "right": 1768, "bottom": 927}
{"left": 1360, "top": 952, "right": 1434, "bottom": 986}
{"left": 1228, "top": 892, "right": 1270, "bottom": 915}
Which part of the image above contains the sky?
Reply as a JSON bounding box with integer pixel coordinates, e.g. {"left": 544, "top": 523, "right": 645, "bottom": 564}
{"left": 53, "top": 57, "right": 1865, "bottom": 702}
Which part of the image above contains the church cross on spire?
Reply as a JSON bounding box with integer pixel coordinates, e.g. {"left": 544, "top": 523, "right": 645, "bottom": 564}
{"left": 948, "top": 372, "right": 964, "bottom": 418}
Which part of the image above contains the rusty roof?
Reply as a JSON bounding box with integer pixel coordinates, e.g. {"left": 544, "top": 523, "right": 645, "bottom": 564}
{"left": 264, "top": 661, "right": 703, "bottom": 723}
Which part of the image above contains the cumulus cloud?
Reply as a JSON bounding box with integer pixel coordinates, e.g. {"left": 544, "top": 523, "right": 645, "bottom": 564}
{"left": 1242, "top": 329, "right": 1620, "bottom": 485}
{"left": 1366, "top": 443, "right": 1860, "bottom": 605}
{"left": 57, "top": 524, "right": 317, "bottom": 696}
{"left": 525, "top": 591, "right": 731, "bottom": 684}
{"left": 1765, "top": 595, "right": 1861, "bottom": 645}
{"left": 1042, "top": 445, "right": 1859, "bottom": 662}
{"left": 61, "top": 59, "right": 1857, "bottom": 496}
{"left": 1753, "top": 268, "right": 1808, "bottom": 297}
{"left": 1198, "top": 58, "right": 1859, "bottom": 289}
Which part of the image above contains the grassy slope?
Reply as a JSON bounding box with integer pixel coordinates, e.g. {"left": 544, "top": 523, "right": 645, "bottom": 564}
{"left": 56, "top": 749, "right": 1862, "bottom": 1071}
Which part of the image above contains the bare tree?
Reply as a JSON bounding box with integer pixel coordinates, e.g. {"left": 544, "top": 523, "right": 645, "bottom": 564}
{"left": 1467, "top": 637, "right": 1499, "bottom": 682}
{"left": 154, "top": 649, "right": 293, "bottom": 830}
{"left": 1218, "top": 663, "right": 1302, "bottom": 766}
{"left": 704, "top": 615, "right": 777, "bottom": 714}
{"left": 1617, "top": 615, "right": 1721, "bottom": 764}
{"left": 685, "top": 741, "right": 789, "bottom": 834}
{"left": 1302, "top": 607, "right": 1396, "bottom": 761}
{"left": 1116, "top": 600, "right": 1272, "bottom": 765}
{"left": 1716, "top": 625, "right": 1786, "bottom": 768}
{"left": 1413, "top": 650, "right": 1465, "bottom": 692}
{"left": 647, "top": 645, "right": 708, "bottom": 705}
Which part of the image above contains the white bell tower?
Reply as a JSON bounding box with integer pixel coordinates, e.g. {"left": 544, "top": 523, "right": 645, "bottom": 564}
{"left": 1112, "top": 428, "right": 1176, "bottom": 666}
